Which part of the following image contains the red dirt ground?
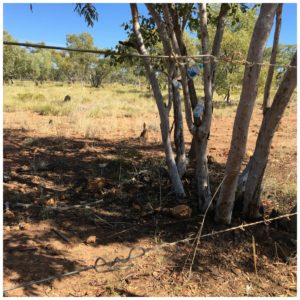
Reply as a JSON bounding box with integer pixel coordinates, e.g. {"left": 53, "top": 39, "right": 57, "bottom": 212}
{"left": 3, "top": 102, "right": 297, "bottom": 296}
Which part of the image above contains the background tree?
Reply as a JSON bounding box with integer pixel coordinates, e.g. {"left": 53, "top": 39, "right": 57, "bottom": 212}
{"left": 212, "top": 7, "right": 257, "bottom": 102}
{"left": 89, "top": 58, "right": 111, "bottom": 88}
{"left": 28, "top": 48, "right": 52, "bottom": 83}
{"left": 3, "top": 31, "right": 29, "bottom": 83}
{"left": 66, "top": 32, "right": 98, "bottom": 82}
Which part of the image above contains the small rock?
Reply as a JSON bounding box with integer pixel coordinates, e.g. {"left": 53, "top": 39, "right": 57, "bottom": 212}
{"left": 18, "top": 222, "right": 27, "bottom": 230}
{"left": 98, "top": 163, "right": 108, "bottom": 168}
{"left": 231, "top": 268, "right": 242, "bottom": 276}
{"left": 86, "top": 235, "right": 97, "bottom": 244}
{"left": 132, "top": 202, "right": 141, "bottom": 211}
{"left": 88, "top": 177, "right": 106, "bottom": 193}
{"left": 46, "top": 198, "right": 56, "bottom": 207}
{"left": 4, "top": 226, "right": 11, "bottom": 231}
{"left": 152, "top": 271, "right": 159, "bottom": 278}
{"left": 170, "top": 205, "right": 192, "bottom": 219}
{"left": 4, "top": 209, "right": 15, "bottom": 219}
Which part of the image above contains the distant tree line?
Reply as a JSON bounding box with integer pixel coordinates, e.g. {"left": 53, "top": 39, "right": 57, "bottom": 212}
{"left": 3, "top": 31, "right": 149, "bottom": 87}
{"left": 4, "top": 18, "right": 295, "bottom": 98}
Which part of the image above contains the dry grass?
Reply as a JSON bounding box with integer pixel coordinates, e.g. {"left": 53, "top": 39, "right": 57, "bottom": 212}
{"left": 4, "top": 81, "right": 161, "bottom": 139}
{"left": 4, "top": 80, "right": 296, "bottom": 211}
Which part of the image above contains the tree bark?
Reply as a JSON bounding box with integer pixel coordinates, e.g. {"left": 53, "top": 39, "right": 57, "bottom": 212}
{"left": 215, "top": 4, "right": 278, "bottom": 224}
{"left": 194, "top": 3, "right": 213, "bottom": 211}
{"left": 162, "top": 5, "right": 195, "bottom": 135}
{"left": 173, "top": 83, "right": 187, "bottom": 177}
{"left": 243, "top": 52, "right": 297, "bottom": 219}
{"left": 168, "top": 4, "right": 199, "bottom": 111}
{"left": 262, "top": 4, "right": 283, "bottom": 115}
{"left": 130, "top": 4, "right": 185, "bottom": 197}
{"left": 147, "top": 4, "right": 187, "bottom": 178}
{"left": 189, "top": 3, "right": 230, "bottom": 159}
{"left": 168, "top": 4, "right": 199, "bottom": 161}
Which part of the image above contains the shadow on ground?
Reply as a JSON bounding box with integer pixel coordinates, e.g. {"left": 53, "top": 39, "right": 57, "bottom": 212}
{"left": 3, "top": 128, "right": 296, "bottom": 296}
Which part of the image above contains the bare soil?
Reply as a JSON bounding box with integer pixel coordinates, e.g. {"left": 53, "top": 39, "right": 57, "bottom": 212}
{"left": 3, "top": 102, "right": 297, "bottom": 296}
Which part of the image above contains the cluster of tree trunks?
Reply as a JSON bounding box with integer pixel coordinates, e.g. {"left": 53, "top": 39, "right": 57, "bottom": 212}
{"left": 130, "top": 3, "right": 296, "bottom": 224}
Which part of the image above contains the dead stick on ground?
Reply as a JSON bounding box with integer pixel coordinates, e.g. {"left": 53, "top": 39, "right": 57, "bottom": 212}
{"left": 7, "top": 247, "right": 38, "bottom": 252}
{"left": 15, "top": 199, "right": 103, "bottom": 211}
{"left": 252, "top": 235, "right": 258, "bottom": 276}
{"left": 51, "top": 228, "right": 70, "bottom": 243}
{"left": 275, "top": 242, "right": 289, "bottom": 261}
{"left": 92, "top": 214, "right": 114, "bottom": 227}
{"left": 105, "top": 226, "right": 138, "bottom": 239}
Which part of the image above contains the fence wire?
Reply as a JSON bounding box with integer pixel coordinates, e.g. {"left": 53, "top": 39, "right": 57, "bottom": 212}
{"left": 3, "top": 41, "right": 297, "bottom": 69}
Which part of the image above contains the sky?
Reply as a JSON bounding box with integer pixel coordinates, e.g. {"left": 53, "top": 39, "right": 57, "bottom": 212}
{"left": 3, "top": 3, "right": 297, "bottom": 50}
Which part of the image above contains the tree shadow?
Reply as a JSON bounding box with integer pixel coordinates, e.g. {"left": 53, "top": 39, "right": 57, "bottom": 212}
{"left": 3, "top": 128, "right": 296, "bottom": 295}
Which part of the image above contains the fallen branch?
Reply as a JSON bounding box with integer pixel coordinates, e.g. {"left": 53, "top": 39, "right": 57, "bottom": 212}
{"left": 14, "top": 199, "right": 103, "bottom": 211}
{"left": 51, "top": 228, "right": 70, "bottom": 243}
{"left": 7, "top": 247, "right": 38, "bottom": 252}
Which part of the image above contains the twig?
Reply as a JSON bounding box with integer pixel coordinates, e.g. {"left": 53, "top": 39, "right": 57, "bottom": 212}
{"left": 105, "top": 226, "right": 138, "bottom": 239}
{"left": 169, "top": 119, "right": 175, "bottom": 135}
{"left": 51, "top": 228, "right": 70, "bottom": 243}
{"left": 275, "top": 242, "right": 289, "bottom": 261}
{"left": 252, "top": 235, "right": 258, "bottom": 276}
{"left": 14, "top": 199, "right": 103, "bottom": 211}
{"left": 58, "top": 199, "right": 104, "bottom": 210}
{"left": 7, "top": 247, "right": 38, "bottom": 252}
{"left": 118, "top": 164, "right": 122, "bottom": 187}
{"left": 92, "top": 214, "right": 114, "bottom": 227}
{"left": 158, "top": 169, "right": 162, "bottom": 208}
{"left": 185, "top": 175, "right": 227, "bottom": 277}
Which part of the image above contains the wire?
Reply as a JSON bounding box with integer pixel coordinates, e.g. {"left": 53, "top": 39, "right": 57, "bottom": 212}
{"left": 3, "top": 247, "right": 145, "bottom": 293}
{"left": 3, "top": 41, "right": 297, "bottom": 69}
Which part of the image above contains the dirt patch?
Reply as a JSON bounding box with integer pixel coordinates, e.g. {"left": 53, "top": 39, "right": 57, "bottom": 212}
{"left": 3, "top": 102, "right": 296, "bottom": 296}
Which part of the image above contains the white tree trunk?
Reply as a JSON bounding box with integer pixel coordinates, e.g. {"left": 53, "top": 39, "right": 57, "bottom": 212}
{"left": 147, "top": 4, "right": 187, "bottom": 178}
{"left": 162, "top": 5, "right": 195, "bottom": 135}
{"left": 215, "top": 4, "right": 278, "bottom": 224}
{"left": 130, "top": 4, "right": 185, "bottom": 197}
{"left": 243, "top": 52, "right": 297, "bottom": 219}
{"left": 263, "top": 4, "right": 283, "bottom": 114}
{"left": 173, "top": 83, "right": 187, "bottom": 177}
{"left": 189, "top": 3, "right": 229, "bottom": 159}
{"left": 195, "top": 3, "right": 213, "bottom": 211}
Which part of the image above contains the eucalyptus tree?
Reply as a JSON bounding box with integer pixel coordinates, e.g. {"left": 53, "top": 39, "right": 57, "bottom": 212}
{"left": 3, "top": 31, "right": 30, "bottom": 82}
{"left": 215, "top": 4, "right": 278, "bottom": 224}
{"left": 242, "top": 52, "right": 297, "bottom": 219}
{"left": 89, "top": 58, "right": 111, "bottom": 87}
{"left": 130, "top": 3, "right": 186, "bottom": 196}
{"left": 128, "top": 3, "right": 233, "bottom": 208}
{"left": 66, "top": 32, "right": 98, "bottom": 83}
{"left": 212, "top": 7, "right": 257, "bottom": 102}
{"left": 73, "top": 3, "right": 294, "bottom": 223}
